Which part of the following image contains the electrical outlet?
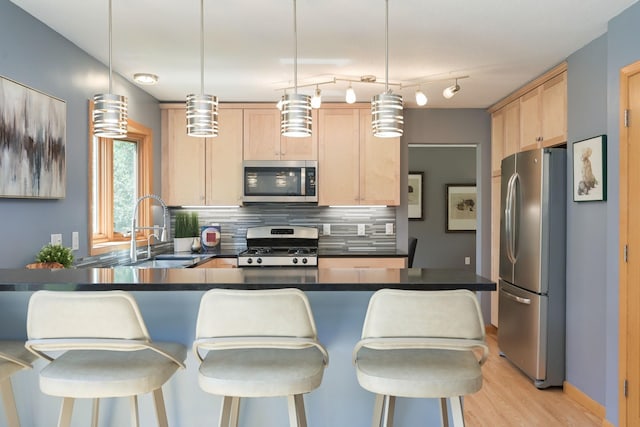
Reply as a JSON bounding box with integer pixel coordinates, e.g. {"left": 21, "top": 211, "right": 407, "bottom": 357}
{"left": 323, "top": 224, "right": 331, "bottom": 236}
{"left": 357, "top": 224, "right": 366, "bottom": 236}
{"left": 465, "top": 256, "right": 471, "bottom": 265}
{"left": 50, "top": 234, "right": 62, "bottom": 245}
{"left": 72, "top": 232, "right": 79, "bottom": 251}
{"left": 385, "top": 223, "right": 394, "bottom": 235}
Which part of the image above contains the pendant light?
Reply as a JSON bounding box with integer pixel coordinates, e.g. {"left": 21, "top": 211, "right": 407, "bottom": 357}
{"left": 186, "top": 0, "right": 219, "bottom": 137}
{"left": 93, "top": 0, "right": 128, "bottom": 139}
{"left": 371, "top": 0, "right": 403, "bottom": 138}
{"left": 281, "top": 0, "right": 312, "bottom": 137}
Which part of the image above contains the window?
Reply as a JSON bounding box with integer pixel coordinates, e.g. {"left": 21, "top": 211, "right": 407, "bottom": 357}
{"left": 89, "top": 102, "right": 153, "bottom": 255}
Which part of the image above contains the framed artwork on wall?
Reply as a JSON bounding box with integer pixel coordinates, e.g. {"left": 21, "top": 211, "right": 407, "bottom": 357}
{"left": 0, "top": 75, "right": 66, "bottom": 199}
{"left": 572, "top": 135, "right": 606, "bottom": 202}
{"left": 446, "top": 184, "right": 477, "bottom": 232}
{"left": 408, "top": 171, "right": 424, "bottom": 220}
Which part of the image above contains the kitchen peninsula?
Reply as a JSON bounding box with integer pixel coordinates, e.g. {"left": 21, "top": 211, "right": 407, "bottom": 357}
{"left": 0, "top": 268, "right": 494, "bottom": 426}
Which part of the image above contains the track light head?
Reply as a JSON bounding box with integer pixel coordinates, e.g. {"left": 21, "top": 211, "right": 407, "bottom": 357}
{"left": 345, "top": 85, "right": 357, "bottom": 104}
{"left": 415, "top": 89, "right": 428, "bottom": 106}
{"left": 443, "top": 80, "right": 461, "bottom": 99}
{"left": 311, "top": 87, "right": 322, "bottom": 109}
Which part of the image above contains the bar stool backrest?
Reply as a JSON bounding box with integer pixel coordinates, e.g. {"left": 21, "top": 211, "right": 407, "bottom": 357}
{"left": 26, "top": 291, "right": 151, "bottom": 342}
{"left": 361, "top": 289, "right": 485, "bottom": 341}
{"left": 195, "top": 288, "right": 318, "bottom": 340}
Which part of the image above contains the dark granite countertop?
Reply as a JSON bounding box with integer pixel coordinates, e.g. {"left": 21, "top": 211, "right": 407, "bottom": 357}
{"left": 0, "top": 267, "right": 494, "bottom": 292}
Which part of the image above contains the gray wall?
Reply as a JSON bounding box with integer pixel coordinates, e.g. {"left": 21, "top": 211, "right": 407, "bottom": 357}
{"left": 408, "top": 146, "right": 476, "bottom": 269}
{"left": 0, "top": 0, "right": 161, "bottom": 268}
{"left": 565, "top": 34, "right": 608, "bottom": 405}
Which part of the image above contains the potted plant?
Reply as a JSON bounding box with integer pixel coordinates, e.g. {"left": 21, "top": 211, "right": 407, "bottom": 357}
{"left": 174, "top": 211, "right": 200, "bottom": 253}
{"left": 28, "top": 243, "right": 74, "bottom": 269}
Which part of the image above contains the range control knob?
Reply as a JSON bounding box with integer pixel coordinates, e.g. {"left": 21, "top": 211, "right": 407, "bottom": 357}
{"left": 292, "top": 258, "right": 299, "bottom": 264}
{"left": 302, "top": 258, "right": 308, "bottom": 264}
{"left": 247, "top": 258, "right": 253, "bottom": 264}
{"left": 257, "top": 258, "right": 262, "bottom": 264}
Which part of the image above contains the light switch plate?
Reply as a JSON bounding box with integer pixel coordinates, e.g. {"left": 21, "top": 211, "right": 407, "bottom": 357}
{"left": 385, "top": 223, "right": 394, "bottom": 235}
{"left": 465, "top": 256, "right": 471, "bottom": 265}
{"left": 50, "top": 234, "right": 62, "bottom": 245}
{"left": 72, "top": 232, "right": 79, "bottom": 251}
{"left": 323, "top": 224, "right": 331, "bottom": 236}
{"left": 357, "top": 224, "right": 365, "bottom": 236}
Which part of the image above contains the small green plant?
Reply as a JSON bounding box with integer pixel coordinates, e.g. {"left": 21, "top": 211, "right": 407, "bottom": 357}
{"left": 174, "top": 211, "right": 200, "bottom": 238}
{"left": 35, "top": 243, "right": 74, "bottom": 268}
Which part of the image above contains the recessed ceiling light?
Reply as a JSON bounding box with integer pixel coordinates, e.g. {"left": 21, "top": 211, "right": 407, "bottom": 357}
{"left": 133, "top": 73, "right": 159, "bottom": 85}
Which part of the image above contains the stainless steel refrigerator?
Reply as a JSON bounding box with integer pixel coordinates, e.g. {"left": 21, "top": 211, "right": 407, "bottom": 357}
{"left": 498, "top": 147, "right": 566, "bottom": 389}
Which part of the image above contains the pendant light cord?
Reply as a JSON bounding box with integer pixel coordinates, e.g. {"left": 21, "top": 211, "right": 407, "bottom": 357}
{"left": 293, "top": 0, "right": 298, "bottom": 94}
{"left": 200, "top": 0, "right": 205, "bottom": 95}
{"left": 108, "top": 0, "right": 113, "bottom": 94}
{"left": 384, "top": 0, "right": 389, "bottom": 94}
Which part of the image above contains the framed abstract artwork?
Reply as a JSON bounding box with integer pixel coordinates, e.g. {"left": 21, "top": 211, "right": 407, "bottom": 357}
{"left": 408, "top": 171, "right": 424, "bottom": 220}
{"left": 446, "top": 184, "right": 477, "bottom": 232}
{"left": 0, "top": 75, "right": 66, "bottom": 199}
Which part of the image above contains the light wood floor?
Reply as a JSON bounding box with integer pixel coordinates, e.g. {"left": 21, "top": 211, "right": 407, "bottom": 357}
{"left": 463, "top": 331, "right": 601, "bottom": 426}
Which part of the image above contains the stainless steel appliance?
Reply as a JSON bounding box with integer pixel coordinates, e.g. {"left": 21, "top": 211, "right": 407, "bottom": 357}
{"left": 498, "top": 147, "right": 566, "bottom": 388}
{"left": 243, "top": 160, "right": 317, "bottom": 203}
{"left": 238, "top": 226, "right": 318, "bottom": 267}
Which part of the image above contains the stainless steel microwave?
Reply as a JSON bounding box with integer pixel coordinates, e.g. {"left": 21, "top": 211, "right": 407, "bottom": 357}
{"left": 242, "top": 160, "right": 317, "bottom": 203}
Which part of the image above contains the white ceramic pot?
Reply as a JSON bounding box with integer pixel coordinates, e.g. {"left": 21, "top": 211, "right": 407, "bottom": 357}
{"left": 173, "top": 237, "right": 193, "bottom": 253}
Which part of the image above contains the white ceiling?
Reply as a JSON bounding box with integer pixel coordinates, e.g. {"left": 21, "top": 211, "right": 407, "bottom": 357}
{"left": 10, "top": 0, "right": 638, "bottom": 108}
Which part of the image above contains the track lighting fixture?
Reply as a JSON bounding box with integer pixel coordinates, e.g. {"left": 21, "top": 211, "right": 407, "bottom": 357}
{"left": 345, "top": 85, "right": 357, "bottom": 104}
{"left": 93, "top": 0, "right": 128, "bottom": 139}
{"left": 443, "top": 79, "right": 461, "bottom": 99}
{"left": 311, "top": 86, "right": 322, "bottom": 109}
{"left": 415, "top": 89, "right": 428, "bottom": 106}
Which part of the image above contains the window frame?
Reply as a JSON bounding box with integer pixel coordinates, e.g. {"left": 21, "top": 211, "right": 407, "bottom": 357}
{"left": 88, "top": 101, "right": 154, "bottom": 256}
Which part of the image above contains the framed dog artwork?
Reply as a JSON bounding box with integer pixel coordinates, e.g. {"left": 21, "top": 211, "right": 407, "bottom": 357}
{"left": 445, "top": 184, "right": 477, "bottom": 232}
{"left": 572, "top": 135, "right": 607, "bottom": 202}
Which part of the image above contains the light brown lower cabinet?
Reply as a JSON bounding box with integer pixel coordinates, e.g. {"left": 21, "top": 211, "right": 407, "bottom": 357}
{"left": 318, "top": 257, "right": 407, "bottom": 269}
{"left": 195, "top": 258, "right": 238, "bottom": 268}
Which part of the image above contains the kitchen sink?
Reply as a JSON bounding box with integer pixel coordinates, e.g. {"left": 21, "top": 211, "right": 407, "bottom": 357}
{"left": 125, "top": 253, "right": 212, "bottom": 268}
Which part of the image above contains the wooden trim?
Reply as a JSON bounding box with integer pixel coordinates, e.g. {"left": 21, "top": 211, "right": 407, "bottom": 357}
{"left": 563, "top": 381, "right": 606, "bottom": 420}
{"left": 619, "top": 59, "right": 640, "bottom": 427}
{"left": 488, "top": 62, "right": 567, "bottom": 113}
{"left": 603, "top": 419, "right": 616, "bottom": 427}
{"left": 485, "top": 324, "right": 497, "bottom": 335}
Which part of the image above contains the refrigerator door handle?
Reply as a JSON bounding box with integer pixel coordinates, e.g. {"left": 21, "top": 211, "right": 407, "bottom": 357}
{"left": 510, "top": 173, "right": 520, "bottom": 263}
{"left": 505, "top": 173, "right": 518, "bottom": 264}
{"left": 500, "top": 288, "right": 531, "bottom": 305}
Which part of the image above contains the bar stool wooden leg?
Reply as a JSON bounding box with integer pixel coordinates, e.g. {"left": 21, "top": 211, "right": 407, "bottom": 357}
{"left": 450, "top": 396, "right": 465, "bottom": 427}
{"left": 371, "top": 394, "right": 384, "bottom": 427}
{"left": 1, "top": 379, "right": 20, "bottom": 427}
{"left": 152, "top": 388, "right": 169, "bottom": 427}
{"left": 383, "top": 395, "right": 395, "bottom": 427}
{"left": 287, "top": 394, "right": 308, "bottom": 427}
{"left": 219, "top": 396, "right": 234, "bottom": 427}
{"left": 229, "top": 397, "right": 240, "bottom": 427}
{"left": 440, "top": 398, "right": 450, "bottom": 427}
{"left": 58, "top": 397, "right": 74, "bottom": 427}
{"left": 129, "top": 395, "right": 140, "bottom": 427}
{"left": 91, "top": 398, "right": 99, "bottom": 427}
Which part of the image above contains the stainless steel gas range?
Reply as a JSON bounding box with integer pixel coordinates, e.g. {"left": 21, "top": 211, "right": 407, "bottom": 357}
{"left": 238, "top": 226, "right": 318, "bottom": 267}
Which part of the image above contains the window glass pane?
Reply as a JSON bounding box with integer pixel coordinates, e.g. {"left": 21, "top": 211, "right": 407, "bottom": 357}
{"left": 113, "top": 140, "right": 138, "bottom": 233}
{"left": 92, "top": 137, "right": 99, "bottom": 234}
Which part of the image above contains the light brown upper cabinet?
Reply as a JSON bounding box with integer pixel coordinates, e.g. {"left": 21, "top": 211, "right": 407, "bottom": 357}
{"left": 519, "top": 70, "right": 567, "bottom": 150}
{"left": 318, "top": 106, "right": 400, "bottom": 206}
{"left": 161, "top": 106, "right": 243, "bottom": 206}
{"left": 491, "top": 100, "right": 520, "bottom": 176}
{"left": 243, "top": 108, "right": 318, "bottom": 161}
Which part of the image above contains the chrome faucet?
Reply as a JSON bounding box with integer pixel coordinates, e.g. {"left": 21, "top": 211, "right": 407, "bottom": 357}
{"left": 130, "top": 194, "right": 169, "bottom": 263}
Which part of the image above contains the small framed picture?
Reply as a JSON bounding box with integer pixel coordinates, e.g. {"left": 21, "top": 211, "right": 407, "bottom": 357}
{"left": 408, "top": 172, "right": 424, "bottom": 220}
{"left": 573, "top": 135, "right": 607, "bottom": 202}
{"left": 446, "top": 184, "right": 477, "bottom": 232}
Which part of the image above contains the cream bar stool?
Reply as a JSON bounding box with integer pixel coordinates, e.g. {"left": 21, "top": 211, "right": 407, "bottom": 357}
{"left": 25, "top": 290, "right": 187, "bottom": 427}
{"left": 193, "top": 288, "right": 329, "bottom": 427}
{"left": 0, "top": 341, "right": 37, "bottom": 427}
{"left": 353, "top": 289, "right": 488, "bottom": 427}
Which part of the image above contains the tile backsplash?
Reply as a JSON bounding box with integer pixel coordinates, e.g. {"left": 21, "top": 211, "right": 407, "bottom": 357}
{"left": 174, "top": 204, "right": 397, "bottom": 253}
